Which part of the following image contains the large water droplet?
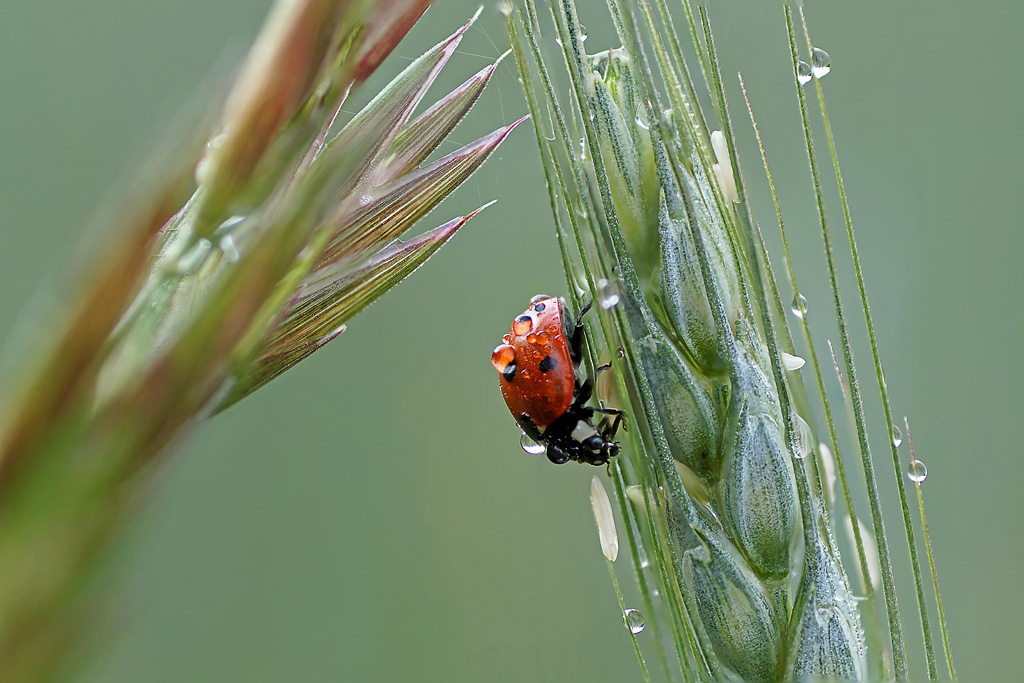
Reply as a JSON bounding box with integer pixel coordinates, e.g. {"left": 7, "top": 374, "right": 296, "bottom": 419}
{"left": 811, "top": 47, "right": 831, "bottom": 79}
{"left": 491, "top": 344, "right": 516, "bottom": 373}
{"left": 597, "top": 278, "right": 620, "bottom": 309}
{"left": 794, "top": 414, "right": 813, "bottom": 459}
{"left": 579, "top": 23, "right": 588, "bottom": 43}
{"left": 907, "top": 459, "right": 928, "bottom": 483}
{"left": 623, "top": 608, "right": 645, "bottom": 634}
{"left": 892, "top": 425, "right": 903, "bottom": 448}
{"left": 791, "top": 292, "right": 809, "bottom": 319}
{"left": 797, "top": 60, "right": 813, "bottom": 86}
{"left": 530, "top": 294, "right": 552, "bottom": 304}
{"left": 521, "top": 433, "right": 546, "bottom": 455}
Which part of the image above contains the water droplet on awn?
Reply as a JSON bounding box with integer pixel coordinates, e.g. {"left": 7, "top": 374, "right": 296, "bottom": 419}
{"left": 597, "top": 278, "right": 620, "bottom": 309}
{"left": 521, "top": 433, "right": 546, "bottom": 455}
{"left": 811, "top": 47, "right": 831, "bottom": 79}
{"left": 623, "top": 608, "right": 645, "bottom": 634}
{"left": 797, "top": 60, "right": 813, "bottom": 85}
{"left": 907, "top": 459, "right": 927, "bottom": 483}
{"left": 791, "top": 292, "right": 809, "bottom": 319}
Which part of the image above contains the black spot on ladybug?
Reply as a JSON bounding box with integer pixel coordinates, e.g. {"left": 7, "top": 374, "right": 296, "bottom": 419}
{"left": 503, "top": 362, "right": 517, "bottom": 382}
{"left": 538, "top": 355, "right": 557, "bottom": 373}
{"left": 533, "top": 301, "right": 546, "bottom": 312}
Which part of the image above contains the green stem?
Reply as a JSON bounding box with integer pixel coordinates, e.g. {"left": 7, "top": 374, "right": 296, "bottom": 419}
{"left": 905, "top": 418, "right": 958, "bottom": 680}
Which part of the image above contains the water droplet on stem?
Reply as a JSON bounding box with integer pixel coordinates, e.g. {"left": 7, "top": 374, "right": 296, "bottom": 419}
{"left": 907, "top": 459, "right": 927, "bottom": 483}
{"left": 597, "top": 278, "right": 620, "bottom": 309}
{"left": 892, "top": 425, "right": 903, "bottom": 448}
{"left": 623, "top": 608, "right": 645, "bottom": 634}
{"left": 793, "top": 414, "right": 813, "bottom": 459}
{"left": 797, "top": 61, "right": 813, "bottom": 86}
{"left": 791, "top": 292, "right": 809, "bottom": 319}
{"left": 811, "top": 47, "right": 831, "bottom": 79}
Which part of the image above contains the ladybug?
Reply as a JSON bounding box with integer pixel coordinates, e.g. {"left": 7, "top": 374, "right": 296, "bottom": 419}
{"left": 491, "top": 295, "right": 623, "bottom": 466}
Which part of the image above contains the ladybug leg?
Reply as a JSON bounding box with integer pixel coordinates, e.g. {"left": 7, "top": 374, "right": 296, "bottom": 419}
{"left": 574, "top": 377, "right": 594, "bottom": 405}
{"left": 569, "top": 300, "right": 593, "bottom": 363}
{"left": 595, "top": 346, "right": 625, "bottom": 374}
{"left": 596, "top": 410, "right": 624, "bottom": 439}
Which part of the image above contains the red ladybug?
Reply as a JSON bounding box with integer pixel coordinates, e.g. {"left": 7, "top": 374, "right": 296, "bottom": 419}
{"left": 491, "top": 296, "right": 623, "bottom": 465}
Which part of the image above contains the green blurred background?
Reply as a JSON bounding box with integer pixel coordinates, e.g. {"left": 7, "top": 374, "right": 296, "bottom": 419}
{"left": 1, "top": 0, "right": 1020, "bottom": 680}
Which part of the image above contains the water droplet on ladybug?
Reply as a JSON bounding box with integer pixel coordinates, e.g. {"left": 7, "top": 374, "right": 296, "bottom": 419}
{"left": 530, "top": 294, "right": 551, "bottom": 304}
{"left": 527, "top": 333, "right": 539, "bottom": 344}
{"left": 502, "top": 333, "right": 513, "bottom": 344}
{"left": 521, "top": 433, "right": 546, "bottom": 455}
{"left": 512, "top": 313, "right": 536, "bottom": 336}
{"left": 491, "top": 344, "right": 516, "bottom": 373}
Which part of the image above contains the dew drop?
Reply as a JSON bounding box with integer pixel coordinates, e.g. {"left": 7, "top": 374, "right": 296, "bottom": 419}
{"left": 358, "top": 194, "right": 373, "bottom": 206}
{"left": 623, "top": 608, "right": 645, "bottom": 634}
{"left": 579, "top": 23, "right": 588, "bottom": 43}
{"left": 555, "top": 37, "right": 562, "bottom": 48}
{"left": 521, "top": 432, "right": 546, "bottom": 455}
{"left": 907, "top": 459, "right": 928, "bottom": 483}
{"left": 794, "top": 414, "right": 813, "bottom": 459}
{"left": 797, "top": 60, "right": 813, "bottom": 85}
{"left": 512, "top": 313, "right": 536, "bottom": 336}
{"left": 491, "top": 344, "right": 516, "bottom": 373}
{"left": 530, "top": 294, "right": 552, "bottom": 304}
{"left": 811, "top": 47, "right": 831, "bottom": 79}
{"left": 892, "top": 425, "right": 903, "bottom": 448}
{"left": 790, "top": 292, "right": 809, "bottom": 319}
{"left": 635, "top": 104, "right": 650, "bottom": 130}
{"left": 597, "top": 278, "right": 620, "bottom": 309}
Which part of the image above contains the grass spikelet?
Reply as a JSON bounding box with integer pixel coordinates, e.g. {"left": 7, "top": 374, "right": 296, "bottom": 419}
{"left": 507, "top": 0, "right": 956, "bottom": 679}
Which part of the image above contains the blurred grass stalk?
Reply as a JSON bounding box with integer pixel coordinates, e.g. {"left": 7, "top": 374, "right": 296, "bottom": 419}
{"left": 0, "top": 0, "right": 520, "bottom": 678}
{"left": 507, "top": 0, "right": 955, "bottom": 679}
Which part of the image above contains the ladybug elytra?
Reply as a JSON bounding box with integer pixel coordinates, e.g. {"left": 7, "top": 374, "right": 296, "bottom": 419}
{"left": 491, "top": 296, "right": 623, "bottom": 466}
